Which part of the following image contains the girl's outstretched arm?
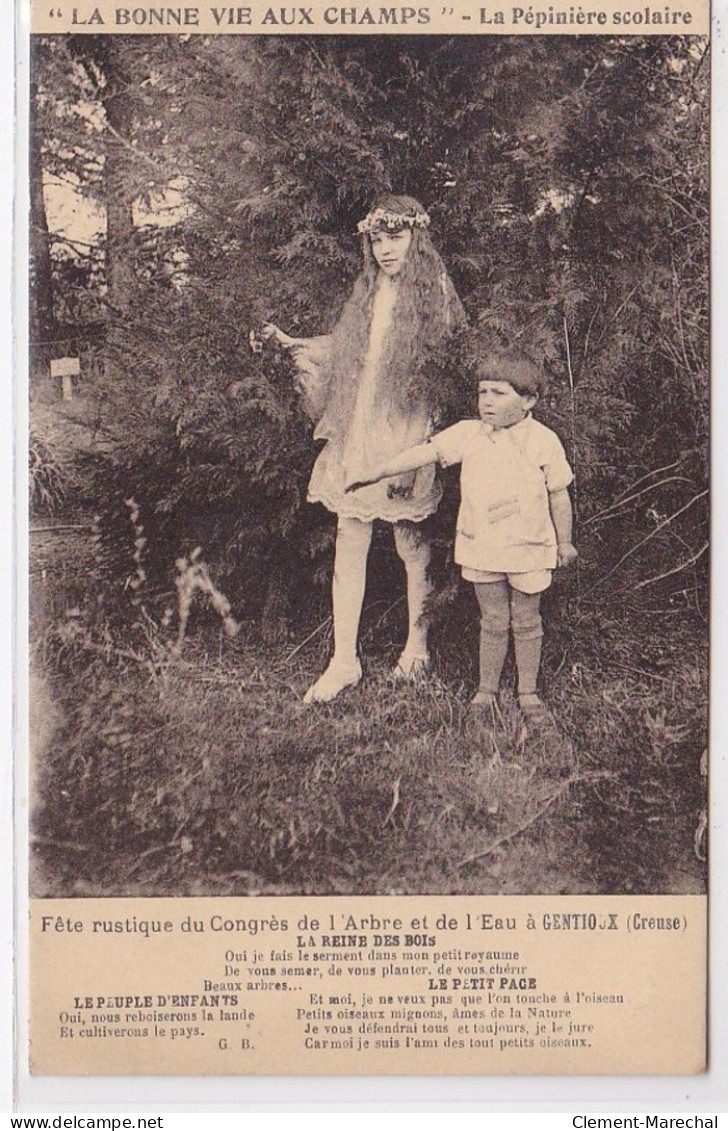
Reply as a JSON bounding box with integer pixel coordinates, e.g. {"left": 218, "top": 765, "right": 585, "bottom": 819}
{"left": 346, "top": 441, "right": 437, "bottom": 493}
{"left": 261, "top": 323, "right": 332, "bottom": 423}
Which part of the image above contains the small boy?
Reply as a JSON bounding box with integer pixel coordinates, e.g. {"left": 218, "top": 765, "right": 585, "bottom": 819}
{"left": 346, "top": 345, "right": 577, "bottom": 723}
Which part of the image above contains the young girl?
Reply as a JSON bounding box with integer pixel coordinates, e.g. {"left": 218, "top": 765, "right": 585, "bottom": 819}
{"left": 347, "top": 345, "right": 577, "bottom": 723}
{"left": 263, "top": 194, "right": 466, "bottom": 703}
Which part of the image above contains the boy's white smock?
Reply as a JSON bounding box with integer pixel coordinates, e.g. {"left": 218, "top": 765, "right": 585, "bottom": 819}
{"left": 429, "top": 416, "right": 573, "bottom": 574}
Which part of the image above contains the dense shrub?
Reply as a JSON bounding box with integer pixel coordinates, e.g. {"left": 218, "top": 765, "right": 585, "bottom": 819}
{"left": 30, "top": 36, "right": 708, "bottom": 620}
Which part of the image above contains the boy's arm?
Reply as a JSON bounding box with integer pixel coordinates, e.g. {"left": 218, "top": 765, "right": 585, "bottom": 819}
{"left": 549, "top": 487, "right": 578, "bottom": 567}
{"left": 346, "top": 441, "right": 438, "bottom": 493}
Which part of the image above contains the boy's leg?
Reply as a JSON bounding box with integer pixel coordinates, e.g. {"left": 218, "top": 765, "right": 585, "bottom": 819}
{"left": 392, "top": 522, "right": 432, "bottom": 676}
{"left": 304, "top": 516, "right": 372, "bottom": 703}
{"left": 473, "top": 580, "right": 511, "bottom": 701}
{"left": 510, "top": 588, "right": 543, "bottom": 698}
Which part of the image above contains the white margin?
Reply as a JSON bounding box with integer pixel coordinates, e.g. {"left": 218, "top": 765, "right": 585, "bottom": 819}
{"left": 9, "top": 3, "right": 728, "bottom": 1113}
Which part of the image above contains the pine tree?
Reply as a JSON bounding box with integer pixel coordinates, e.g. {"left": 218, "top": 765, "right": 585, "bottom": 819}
{"left": 34, "top": 34, "right": 709, "bottom": 623}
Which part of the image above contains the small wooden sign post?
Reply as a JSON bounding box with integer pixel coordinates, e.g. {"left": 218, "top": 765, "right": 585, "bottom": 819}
{"left": 50, "top": 356, "right": 81, "bottom": 401}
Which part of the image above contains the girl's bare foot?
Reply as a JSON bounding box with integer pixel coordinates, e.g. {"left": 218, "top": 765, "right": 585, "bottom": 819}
{"left": 303, "top": 659, "right": 362, "bottom": 704}
{"left": 391, "top": 649, "right": 430, "bottom": 681}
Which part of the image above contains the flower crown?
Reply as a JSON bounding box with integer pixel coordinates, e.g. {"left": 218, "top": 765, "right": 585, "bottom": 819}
{"left": 356, "top": 207, "right": 431, "bottom": 236}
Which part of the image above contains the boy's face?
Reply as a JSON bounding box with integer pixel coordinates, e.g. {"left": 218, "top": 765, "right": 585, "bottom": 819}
{"left": 477, "top": 380, "right": 537, "bottom": 430}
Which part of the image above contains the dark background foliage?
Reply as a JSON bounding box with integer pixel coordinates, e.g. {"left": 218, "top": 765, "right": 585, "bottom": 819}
{"left": 28, "top": 35, "right": 708, "bottom": 895}
{"left": 30, "top": 34, "right": 708, "bottom": 619}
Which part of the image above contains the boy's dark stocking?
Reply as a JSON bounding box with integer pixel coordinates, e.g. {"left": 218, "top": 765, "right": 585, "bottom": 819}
{"left": 510, "top": 589, "right": 543, "bottom": 697}
{"left": 474, "top": 581, "right": 510, "bottom": 698}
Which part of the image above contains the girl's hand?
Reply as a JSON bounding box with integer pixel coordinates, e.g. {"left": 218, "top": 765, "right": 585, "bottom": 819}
{"left": 556, "top": 543, "right": 578, "bottom": 568}
{"left": 261, "top": 323, "right": 298, "bottom": 349}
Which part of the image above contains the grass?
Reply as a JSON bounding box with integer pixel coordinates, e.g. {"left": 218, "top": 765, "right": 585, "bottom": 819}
{"left": 29, "top": 576, "right": 708, "bottom": 897}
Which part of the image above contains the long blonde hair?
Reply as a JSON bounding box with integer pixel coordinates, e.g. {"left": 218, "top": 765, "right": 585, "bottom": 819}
{"left": 316, "top": 194, "right": 466, "bottom": 438}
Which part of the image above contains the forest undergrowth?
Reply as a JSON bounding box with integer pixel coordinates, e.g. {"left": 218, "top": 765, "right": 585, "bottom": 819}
{"left": 29, "top": 524, "right": 707, "bottom": 898}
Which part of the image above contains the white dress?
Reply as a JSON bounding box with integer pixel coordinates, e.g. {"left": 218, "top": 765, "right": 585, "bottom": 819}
{"left": 300, "top": 275, "right": 443, "bottom": 523}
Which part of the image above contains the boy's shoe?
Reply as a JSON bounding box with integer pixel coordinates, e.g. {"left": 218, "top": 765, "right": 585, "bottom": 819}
{"left": 465, "top": 690, "right": 498, "bottom": 740}
{"left": 470, "top": 689, "right": 497, "bottom": 709}
{"left": 391, "top": 649, "right": 431, "bottom": 681}
{"left": 303, "top": 659, "right": 362, "bottom": 704}
{"left": 518, "top": 693, "right": 552, "bottom": 727}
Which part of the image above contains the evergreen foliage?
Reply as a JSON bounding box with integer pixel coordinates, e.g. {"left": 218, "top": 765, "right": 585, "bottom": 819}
{"left": 30, "top": 34, "right": 708, "bottom": 623}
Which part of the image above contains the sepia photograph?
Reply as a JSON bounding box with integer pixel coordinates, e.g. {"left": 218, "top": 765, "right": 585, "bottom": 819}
{"left": 28, "top": 31, "right": 709, "bottom": 907}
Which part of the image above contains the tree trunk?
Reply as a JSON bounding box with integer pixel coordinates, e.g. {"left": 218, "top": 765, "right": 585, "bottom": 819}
{"left": 100, "top": 39, "right": 137, "bottom": 381}
{"left": 29, "top": 45, "right": 56, "bottom": 382}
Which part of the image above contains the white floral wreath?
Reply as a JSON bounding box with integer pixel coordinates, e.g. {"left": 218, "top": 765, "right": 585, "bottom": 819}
{"left": 356, "top": 207, "right": 431, "bottom": 236}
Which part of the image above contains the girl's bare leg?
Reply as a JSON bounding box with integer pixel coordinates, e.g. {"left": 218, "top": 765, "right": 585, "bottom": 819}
{"left": 392, "top": 522, "right": 432, "bottom": 678}
{"left": 303, "top": 516, "right": 373, "bottom": 703}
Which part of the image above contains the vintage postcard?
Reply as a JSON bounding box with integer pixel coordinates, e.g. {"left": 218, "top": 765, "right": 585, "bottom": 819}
{"left": 21, "top": 0, "right": 709, "bottom": 1083}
